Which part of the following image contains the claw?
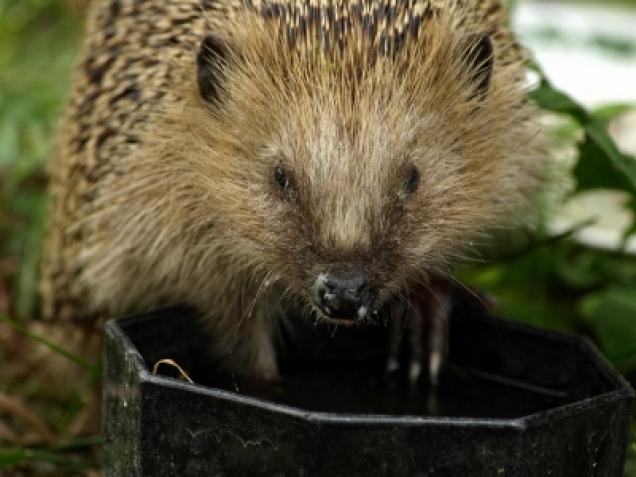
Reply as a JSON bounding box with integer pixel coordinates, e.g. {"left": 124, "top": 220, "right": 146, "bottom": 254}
{"left": 408, "top": 360, "right": 423, "bottom": 384}
{"left": 385, "top": 300, "right": 407, "bottom": 376}
{"left": 427, "top": 292, "right": 451, "bottom": 387}
{"left": 385, "top": 281, "right": 453, "bottom": 387}
{"left": 407, "top": 303, "right": 424, "bottom": 383}
{"left": 428, "top": 350, "right": 443, "bottom": 387}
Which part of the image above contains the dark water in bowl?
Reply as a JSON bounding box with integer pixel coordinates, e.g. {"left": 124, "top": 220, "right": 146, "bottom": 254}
{"left": 142, "top": 310, "right": 573, "bottom": 420}
{"left": 178, "top": 358, "right": 569, "bottom": 419}
{"left": 271, "top": 368, "right": 565, "bottom": 418}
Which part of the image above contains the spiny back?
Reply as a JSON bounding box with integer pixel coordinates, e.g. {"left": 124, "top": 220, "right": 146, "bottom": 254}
{"left": 207, "top": 0, "right": 521, "bottom": 65}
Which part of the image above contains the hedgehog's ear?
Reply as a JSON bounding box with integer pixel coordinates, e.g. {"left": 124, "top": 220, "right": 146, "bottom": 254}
{"left": 463, "top": 33, "right": 494, "bottom": 98}
{"left": 197, "top": 34, "right": 231, "bottom": 104}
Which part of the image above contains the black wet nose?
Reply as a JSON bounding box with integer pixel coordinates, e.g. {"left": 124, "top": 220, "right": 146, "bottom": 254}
{"left": 313, "top": 268, "right": 375, "bottom": 321}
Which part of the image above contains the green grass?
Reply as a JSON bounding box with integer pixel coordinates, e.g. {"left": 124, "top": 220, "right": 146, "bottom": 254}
{"left": 0, "top": 1, "right": 100, "bottom": 474}
{"left": 0, "top": 0, "right": 82, "bottom": 321}
{"left": 1, "top": 0, "right": 636, "bottom": 475}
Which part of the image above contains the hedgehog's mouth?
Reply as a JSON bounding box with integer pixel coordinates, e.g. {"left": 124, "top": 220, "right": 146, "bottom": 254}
{"left": 322, "top": 317, "right": 357, "bottom": 327}
{"left": 308, "top": 304, "right": 357, "bottom": 327}
{"left": 310, "top": 299, "right": 390, "bottom": 328}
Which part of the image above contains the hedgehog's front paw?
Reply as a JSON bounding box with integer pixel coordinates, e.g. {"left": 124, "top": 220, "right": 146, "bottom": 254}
{"left": 385, "top": 282, "right": 452, "bottom": 386}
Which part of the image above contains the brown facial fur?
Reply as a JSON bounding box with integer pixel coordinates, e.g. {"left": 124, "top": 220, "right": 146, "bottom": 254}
{"left": 41, "top": 0, "right": 545, "bottom": 377}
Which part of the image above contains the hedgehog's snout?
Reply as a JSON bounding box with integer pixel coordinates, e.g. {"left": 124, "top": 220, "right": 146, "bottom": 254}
{"left": 312, "top": 266, "right": 376, "bottom": 323}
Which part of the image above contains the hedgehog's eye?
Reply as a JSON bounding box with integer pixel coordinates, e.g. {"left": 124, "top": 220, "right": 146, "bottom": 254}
{"left": 274, "top": 164, "right": 293, "bottom": 197}
{"left": 400, "top": 166, "right": 421, "bottom": 200}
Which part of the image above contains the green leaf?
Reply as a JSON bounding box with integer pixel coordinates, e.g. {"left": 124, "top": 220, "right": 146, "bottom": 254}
{"left": 580, "top": 120, "right": 636, "bottom": 192}
{"left": 13, "top": 189, "right": 47, "bottom": 320}
{"left": 0, "top": 313, "right": 101, "bottom": 379}
{"left": 53, "top": 435, "right": 103, "bottom": 451}
{"left": 554, "top": 249, "right": 604, "bottom": 290}
{"left": 593, "top": 103, "right": 636, "bottom": 125}
{"left": 529, "top": 78, "right": 589, "bottom": 123}
{"left": 0, "top": 449, "right": 24, "bottom": 469}
{"left": 530, "top": 75, "right": 636, "bottom": 195}
{"left": 578, "top": 287, "right": 636, "bottom": 369}
{"left": 0, "top": 448, "right": 68, "bottom": 469}
{"left": 622, "top": 196, "right": 636, "bottom": 244}
{"left": 573, "top": 126, "right": 636, "bottom": 192}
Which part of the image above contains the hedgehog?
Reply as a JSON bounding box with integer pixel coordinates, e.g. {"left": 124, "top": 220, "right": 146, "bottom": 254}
{"left": 41, "top": 0, "right": 544, "bottom": 384}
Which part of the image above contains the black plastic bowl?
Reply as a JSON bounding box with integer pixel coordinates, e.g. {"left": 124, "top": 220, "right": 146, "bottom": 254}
{"left": 103, "top": 306, "right": 634, "bottom": 477}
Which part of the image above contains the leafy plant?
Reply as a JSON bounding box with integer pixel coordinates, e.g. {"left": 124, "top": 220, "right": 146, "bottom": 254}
{"left": 461, "top": 66, "right": 636, "bottom": 372}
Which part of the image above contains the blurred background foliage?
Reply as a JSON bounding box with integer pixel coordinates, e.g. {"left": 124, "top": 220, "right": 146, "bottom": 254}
{"left": 1, "top": 0, "right": 636, "bottom": 475}
{"left": 1, "top": 1, "right": 97, "bottom": 474}
{"left": 0, "top": 0, "right": 82, "bottom": 321}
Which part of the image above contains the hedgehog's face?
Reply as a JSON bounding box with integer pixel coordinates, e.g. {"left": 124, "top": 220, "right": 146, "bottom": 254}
{"left": 260, "top": 105, "right": 428, "bottom": 325}
{"left": 194, "top": 18, "right": 535, "bottom": 325}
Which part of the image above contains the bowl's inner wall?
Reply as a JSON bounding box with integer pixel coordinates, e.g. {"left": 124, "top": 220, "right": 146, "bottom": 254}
{"left": 119, "top": 306, "right": 619, "bottom": 418}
